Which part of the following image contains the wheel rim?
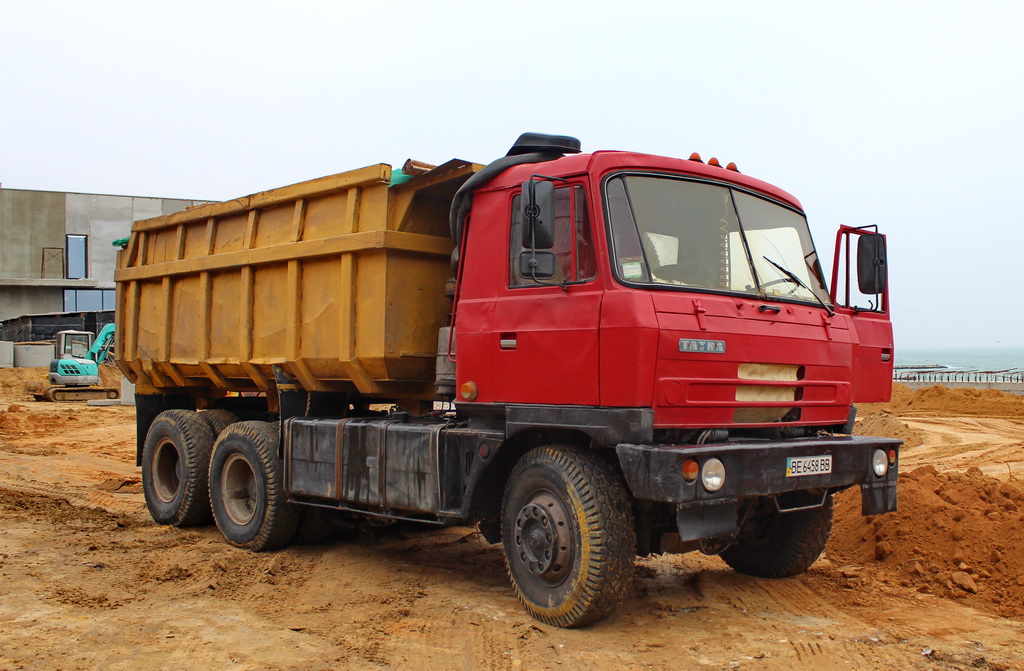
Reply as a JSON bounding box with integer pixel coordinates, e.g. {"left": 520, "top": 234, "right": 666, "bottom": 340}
{"left": 513, "top": 491, "right": 573, "bottom": 584}
{"left": 152, "top": 437, "right": 181, "bottom": 503}
{"left": 221, "top": 453, "right": 258, "bottom": 526}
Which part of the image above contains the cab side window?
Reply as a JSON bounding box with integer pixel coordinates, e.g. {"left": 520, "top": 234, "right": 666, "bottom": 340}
{"left": 509, "top": 185, "right": 596, "bottom": 287}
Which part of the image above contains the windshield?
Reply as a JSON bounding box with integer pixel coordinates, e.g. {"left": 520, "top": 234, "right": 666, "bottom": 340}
{"left": 605, "top": 175, "right": 831, "bottom": 306}
{"left": 64, "top": 334, "right": 91, "bottom": 358}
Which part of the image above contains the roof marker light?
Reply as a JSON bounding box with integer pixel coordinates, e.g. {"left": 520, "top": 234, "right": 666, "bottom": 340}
{"left": 726, "top": 162, "right": 739, "bottom": 172}
{"left": 708, "top": 157, "right": 721, "bottom": 167}
{"left": 689, "top": 152, "right": 703, "bottom": 162}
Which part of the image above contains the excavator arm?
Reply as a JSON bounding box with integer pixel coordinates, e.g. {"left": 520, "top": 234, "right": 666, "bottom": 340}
{"left": 88, "top": 323, "right": 116, "bottom": 364}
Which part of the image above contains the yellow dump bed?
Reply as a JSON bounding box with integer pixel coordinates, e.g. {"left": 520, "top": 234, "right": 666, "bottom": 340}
{"left": 115, "top": 159, "right": 479, "bottom": 402}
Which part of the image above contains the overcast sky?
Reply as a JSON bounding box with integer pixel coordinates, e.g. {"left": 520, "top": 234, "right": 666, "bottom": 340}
{"left": 3, "top": 1, "right": 1022, "bottom": 349}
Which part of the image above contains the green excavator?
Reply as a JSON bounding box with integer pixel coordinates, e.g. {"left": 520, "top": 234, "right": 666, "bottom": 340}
{"left": 31, "top": 323, "right": 120, "bottom": 401}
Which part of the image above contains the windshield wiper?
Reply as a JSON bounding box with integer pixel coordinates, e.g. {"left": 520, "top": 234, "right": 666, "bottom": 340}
{"left": 762, "top": 256, "right": 834, "bottom": 316}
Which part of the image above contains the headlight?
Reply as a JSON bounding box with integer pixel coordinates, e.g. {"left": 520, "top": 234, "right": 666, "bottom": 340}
{"left": 701, "top": 458, "right": 726, "bottom": 492}
{"left": 872, "top": 449, "right": 889, "bottom": 477}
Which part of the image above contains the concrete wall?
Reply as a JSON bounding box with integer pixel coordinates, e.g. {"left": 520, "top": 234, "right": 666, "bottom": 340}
{"left": 61, "top": 194, "right": 204, "bottom": 289}
{"left": 0, "top": 286, "right": 64, "bottom": 320}
{"left": 65, "top": 193, "right": 133, "bottom": 287}
{"left": 0, "top": 188, "right": 208, "bottom": 322}
{"left": 0, "top": 190, "right": 67, "bottom": 279}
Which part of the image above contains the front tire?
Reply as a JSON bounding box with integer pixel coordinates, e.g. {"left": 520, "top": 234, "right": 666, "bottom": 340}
{"left": 501, "top": 446, "right": 635, "bottom": 628}
{"left": 141, "top": 409, "right": 216, "bottom": 527}
{"left": 721, "top": 495, "right": 833, "bottom": 578}
{"left": 209, "top": 421, "right": 299, "bottom": 551}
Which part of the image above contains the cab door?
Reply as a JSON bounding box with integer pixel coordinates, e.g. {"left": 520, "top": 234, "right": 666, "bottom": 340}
{"left": 487, "top": 183, "right": 602, "bottom": 405}
{"left": 830, "top": 226, "right": 894, "bottom": 403}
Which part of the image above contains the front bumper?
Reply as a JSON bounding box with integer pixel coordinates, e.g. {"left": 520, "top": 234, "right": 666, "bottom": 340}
{"left": 616, "top": 435, "right": 900, "bottom": 542}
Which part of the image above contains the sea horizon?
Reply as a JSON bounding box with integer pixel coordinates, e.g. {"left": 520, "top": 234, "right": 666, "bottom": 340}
{"left": 896, "top": 345, "right": 1024, "bottom": 372}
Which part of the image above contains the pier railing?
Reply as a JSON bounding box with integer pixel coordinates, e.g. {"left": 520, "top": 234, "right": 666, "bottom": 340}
{"left": 893, "top": 368, "right": 1024, "bottom": 384}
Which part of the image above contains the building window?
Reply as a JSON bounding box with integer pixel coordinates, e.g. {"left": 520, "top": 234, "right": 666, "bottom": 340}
{"left": 66, "top": 234, "right": 88, "bottom": 279}
{"left": 64, "top": 289, "right": 114, "bottom": 312}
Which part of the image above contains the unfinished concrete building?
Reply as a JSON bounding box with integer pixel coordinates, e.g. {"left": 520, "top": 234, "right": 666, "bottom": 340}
{"left": 0, "top": 188, "right": 207, "bottom": 322}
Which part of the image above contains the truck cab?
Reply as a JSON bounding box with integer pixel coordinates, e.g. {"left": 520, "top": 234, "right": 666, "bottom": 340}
{"left": 455, "top": 149, "right": 892, "bottom": 428}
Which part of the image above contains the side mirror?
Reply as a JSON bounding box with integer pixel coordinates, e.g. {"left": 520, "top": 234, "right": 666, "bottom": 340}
{"left": 518, "top": 251, "right": 557, "bottom": 280}
{"left": 520, "top": 180, "right": 556, "bottom": 249}
{"left": 856, "top": 233, "right": 887, "bottom": 294}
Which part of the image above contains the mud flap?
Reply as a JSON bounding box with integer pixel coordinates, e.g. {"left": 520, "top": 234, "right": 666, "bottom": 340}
{"left": 861, "top": 480, "right": 897, "bottom": 515}
{"left": 676, "top": 499, "right": 738, "bottom": 542}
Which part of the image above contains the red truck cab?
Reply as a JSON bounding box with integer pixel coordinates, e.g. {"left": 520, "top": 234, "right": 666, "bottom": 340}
{"left": 454, "top": 149, "right": 893, "bottom": 429}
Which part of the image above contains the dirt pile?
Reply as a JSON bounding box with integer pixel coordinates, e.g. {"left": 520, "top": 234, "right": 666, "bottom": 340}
{"left": 855, "top": 411, "right": 924, "bottom": 448}
{"left": 0, "top": 366, "right": 49, "bottom": 402}
{"left": 829, "top": 465, "right": 1024, "bottom": 618}
{"left": 0, "top": 365, "right": 124, "bottom": 403}
{"left": 2, "top": 399, "right": 132, "bottom": 430}
{"left": 862, "top": 383, "right": 1024, "bottom": 418}
{"left": 1, "top": 403, "right": 83, "bottom": 440}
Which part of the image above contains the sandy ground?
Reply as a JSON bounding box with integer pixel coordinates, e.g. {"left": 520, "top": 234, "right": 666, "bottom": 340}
{"left": 1, "top": 372, "right": 1023, "bottom": 670}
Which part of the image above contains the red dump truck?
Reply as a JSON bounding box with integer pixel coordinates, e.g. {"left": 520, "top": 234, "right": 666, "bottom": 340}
{"left": 115, "top": 133, "right": 899, "bottom": 627}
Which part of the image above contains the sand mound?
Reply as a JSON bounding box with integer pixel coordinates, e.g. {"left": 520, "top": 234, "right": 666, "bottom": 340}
{"left": 861, "top": 383, "right": 1024, "bottom": 418}
{"left": 0, "top": 367, "right": 50, "bottom": 402}
{"left": 855, "top": 411, "right": 924, "bottom": 448}
{"left": 829, "top": 465, "right": 1024, "bottom": 617}
{"left": 0, "top": 365, "right": 124, "bottom": 403}
{"left": 0, "top": 403, "right": 76, "bottom": 437}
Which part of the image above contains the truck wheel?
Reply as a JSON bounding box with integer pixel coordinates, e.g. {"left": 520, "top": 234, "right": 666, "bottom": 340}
{"left": 198, "top": 409, "right": 240, "bottom": 438}
{"left": 141, "top": 409, "right": 216, "bottom": 527}
{"left": 208, "top": 421, "right": 299, "bottom": 551}
{"left": 501, "top": 446, "right": 635, "bottom": 628}
{"left": 720, "top": 495, "right": 833, "bottom": 578}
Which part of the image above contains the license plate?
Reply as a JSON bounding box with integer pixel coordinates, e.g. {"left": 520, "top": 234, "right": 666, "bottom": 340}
{"left": 786, "top": 455, "right": 832, "bottom": 477}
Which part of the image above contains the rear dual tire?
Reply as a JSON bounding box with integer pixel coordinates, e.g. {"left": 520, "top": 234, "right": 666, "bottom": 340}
{"left": 208, "top": 421, "right": 299, "bottom": 552}
{"left": 141, "top": 410, "right": 216, "bottom": 527}
{"left": 198, "top": 409, "right": 240, "bottom": 438}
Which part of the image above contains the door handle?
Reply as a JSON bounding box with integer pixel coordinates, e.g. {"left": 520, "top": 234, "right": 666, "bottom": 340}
{"left": 499, "top": 332, "right": 517, "bottom": 350}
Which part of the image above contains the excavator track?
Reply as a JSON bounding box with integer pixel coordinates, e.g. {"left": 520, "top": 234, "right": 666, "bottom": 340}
{"left": 34, "top": 387, "right": 120, "bottom": 402}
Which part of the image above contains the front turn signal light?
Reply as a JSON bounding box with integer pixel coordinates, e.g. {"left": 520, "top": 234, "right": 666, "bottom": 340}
{"left": 682, "top": 459, "right": 699, "bottom": 482}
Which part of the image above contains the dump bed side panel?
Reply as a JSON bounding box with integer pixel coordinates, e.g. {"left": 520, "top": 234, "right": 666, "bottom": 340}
{"left": 115, "top": 161, "right": 479, "bottom": 401}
